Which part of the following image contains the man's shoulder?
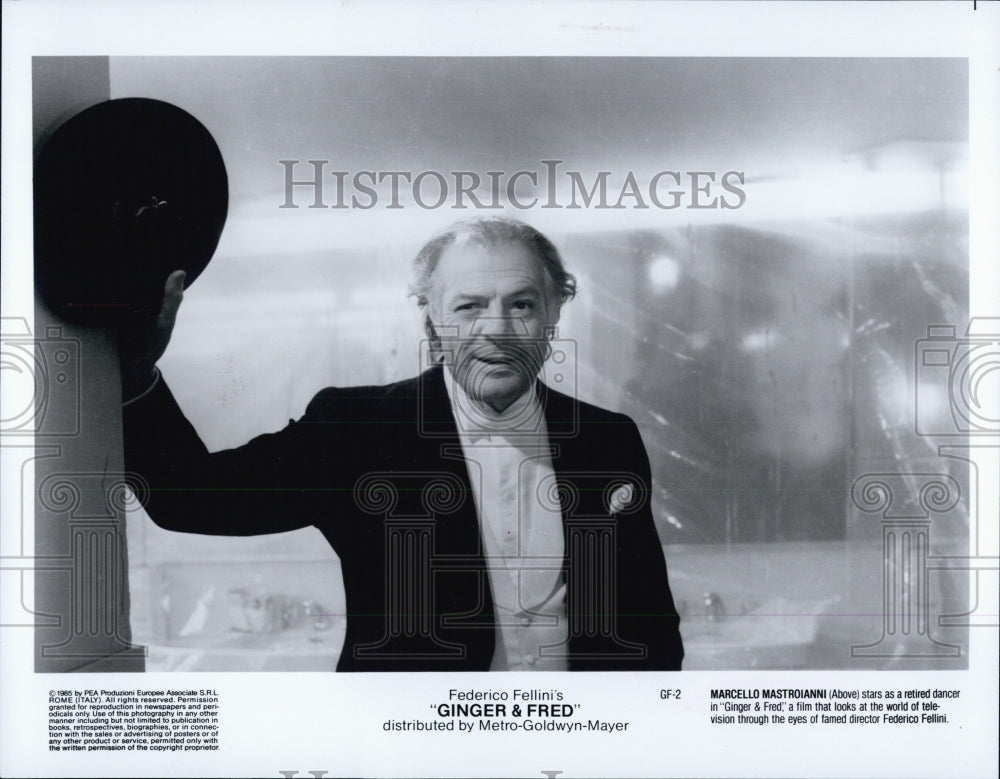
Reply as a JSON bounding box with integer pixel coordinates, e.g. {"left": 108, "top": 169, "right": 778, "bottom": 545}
{"left": 302, "top": 371, "right": 433, "bottom": 421}
{"left": 579, "top": 396, "right": 634, "bottom": 425}
{"left": 542, "top": 382, "right": 635, "bottom": 425}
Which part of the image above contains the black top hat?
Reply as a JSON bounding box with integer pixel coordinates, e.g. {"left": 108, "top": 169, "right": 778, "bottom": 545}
{"left": 34, "top": 97, "right": 228, "bottom": 324}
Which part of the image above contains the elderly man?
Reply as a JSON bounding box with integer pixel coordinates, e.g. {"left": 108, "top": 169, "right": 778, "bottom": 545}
{"left": 122, "top": 217, "right": 683, "bottom": 671}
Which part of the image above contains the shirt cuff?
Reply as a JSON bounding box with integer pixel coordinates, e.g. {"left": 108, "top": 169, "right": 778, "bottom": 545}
{"left": 123, "top": 367, "right": 161, "bottom": 407}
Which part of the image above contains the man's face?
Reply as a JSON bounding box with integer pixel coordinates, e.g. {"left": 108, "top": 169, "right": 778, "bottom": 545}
{"left": 430, "top": 239, "right": 556, "bottom": 413}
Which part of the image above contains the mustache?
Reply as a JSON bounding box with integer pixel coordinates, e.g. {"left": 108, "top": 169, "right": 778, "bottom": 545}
{"left": 466, "top": 344, "right": 550, "bottom": 375}
{"left": 429, "top": 332, "right": 552, "bottom": 368}
{"left": 468, "top": 340, "right": 548, "bottom": 357}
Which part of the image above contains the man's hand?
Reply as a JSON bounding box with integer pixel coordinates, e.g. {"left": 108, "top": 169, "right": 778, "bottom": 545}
{"left": 119, "top": 269, "right": 185, "bottom": 400}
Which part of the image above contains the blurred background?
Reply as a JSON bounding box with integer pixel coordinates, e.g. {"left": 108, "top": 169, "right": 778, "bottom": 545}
{"left": 100, "top": 57, "right": 971, "bottom": 670}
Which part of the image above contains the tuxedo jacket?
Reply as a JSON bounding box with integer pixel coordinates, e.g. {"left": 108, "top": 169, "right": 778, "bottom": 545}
{"left": 124, "top": 365, "right": 683, "bottom": 671}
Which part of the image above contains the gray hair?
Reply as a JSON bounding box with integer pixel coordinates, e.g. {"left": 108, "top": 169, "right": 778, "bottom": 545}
{"left": 409, "top": 218, "right": 578, "bottom": 324}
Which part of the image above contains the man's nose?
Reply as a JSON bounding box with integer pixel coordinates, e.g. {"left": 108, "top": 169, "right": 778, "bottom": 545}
{"left": 476, "top": 315, "right": 516, "bottom": 337}
{"left": 473, "top": 302, "right": 521, "bottom": 337}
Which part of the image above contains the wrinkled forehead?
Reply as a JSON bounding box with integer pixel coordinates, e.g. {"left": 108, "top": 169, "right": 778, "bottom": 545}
{"left": 432, "top": 235, "right": 547, "bottom": 297}
{"left": 448, "top": 230, "right": 533, "bottom": 260}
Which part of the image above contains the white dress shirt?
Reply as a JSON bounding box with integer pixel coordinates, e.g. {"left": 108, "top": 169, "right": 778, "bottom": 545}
{"left": 443, "top": 369, "right": 568, "bottom": 671}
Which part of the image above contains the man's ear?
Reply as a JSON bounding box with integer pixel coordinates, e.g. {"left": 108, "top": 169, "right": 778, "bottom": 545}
{"left": 423, "top": 315, "right": 448, "bottom": 365}
{"left": 423, "top": 313, "right": 444, "bottom": 361}
{"left": 545, "top": 305, "right": 562, "bottom": 336}
{"left": 423, "top": 313, "right": 439, "bottom": 342}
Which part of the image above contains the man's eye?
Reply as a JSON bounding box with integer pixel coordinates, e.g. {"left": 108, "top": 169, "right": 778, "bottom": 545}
{"left": 512, "top": 300, "right": 535, "bottom": 311}
{"left": 454, "top": 303, "right": 477, "bottom": 312}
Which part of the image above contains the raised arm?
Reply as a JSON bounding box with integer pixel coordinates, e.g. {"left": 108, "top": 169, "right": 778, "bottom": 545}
{"left": 119, "top": 270, "right": 187, "bottom": 403}
{"left": 120, "top": 271, "right": 346, "bottom": 536}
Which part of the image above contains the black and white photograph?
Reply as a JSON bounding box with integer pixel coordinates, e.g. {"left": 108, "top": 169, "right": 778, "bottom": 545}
{"left": 2, "top": 2, "right": 998, "bottom": 778}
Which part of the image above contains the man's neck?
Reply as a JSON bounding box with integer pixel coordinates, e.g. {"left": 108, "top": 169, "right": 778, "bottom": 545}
{"left": 442, "top": 366, "right": 541, "bottom": 432}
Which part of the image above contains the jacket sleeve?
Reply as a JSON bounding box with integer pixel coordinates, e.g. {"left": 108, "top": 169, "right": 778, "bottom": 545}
{"left": 123, "top": 377, "right": 350, "bottom": 536}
